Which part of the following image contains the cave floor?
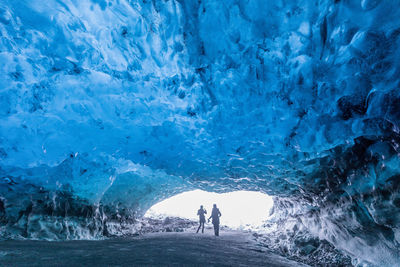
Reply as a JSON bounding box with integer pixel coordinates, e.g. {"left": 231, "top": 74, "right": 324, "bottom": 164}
{"left": 0, "top": 230, "right": 308, "bottom": 266}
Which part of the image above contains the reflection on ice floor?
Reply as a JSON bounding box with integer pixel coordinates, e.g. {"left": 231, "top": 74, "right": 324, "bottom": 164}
{"left": 0, "top": 231, "right": 307, "bottom": 267}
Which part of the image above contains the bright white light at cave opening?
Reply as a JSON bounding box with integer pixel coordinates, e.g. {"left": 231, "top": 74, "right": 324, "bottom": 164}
{"left": 145, "top": 190, "right": 274, "bottom": 229}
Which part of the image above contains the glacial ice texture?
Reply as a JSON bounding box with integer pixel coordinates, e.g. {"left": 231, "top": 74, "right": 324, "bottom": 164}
{"left": 1, "top": 0, "right": 400, "bottom": 265}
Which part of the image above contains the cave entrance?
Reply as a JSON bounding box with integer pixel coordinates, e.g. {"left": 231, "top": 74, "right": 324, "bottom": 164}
{"left": 144, "top": 190, "right": 273, "bottom": 229}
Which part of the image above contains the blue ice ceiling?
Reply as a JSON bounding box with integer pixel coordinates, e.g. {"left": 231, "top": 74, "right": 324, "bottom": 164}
{"left": 1, "top": 0, "right": 400, "bottom": 265}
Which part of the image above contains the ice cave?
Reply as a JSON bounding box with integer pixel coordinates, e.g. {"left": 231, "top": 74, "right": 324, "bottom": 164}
{"left": 0, "top": 0, "right": 400, "bottom": 266}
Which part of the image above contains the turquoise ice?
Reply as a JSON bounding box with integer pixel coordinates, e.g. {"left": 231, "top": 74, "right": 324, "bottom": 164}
{"left": 0, "top": 0, "right": 400, "bottom": 265}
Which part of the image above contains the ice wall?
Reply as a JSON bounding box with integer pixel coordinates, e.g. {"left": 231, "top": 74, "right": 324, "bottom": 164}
{"left": 1, "top": 0, "right": 400, "bottom": 265}
{"left": 0, "top": 0, "right": 198, "bottom": 239}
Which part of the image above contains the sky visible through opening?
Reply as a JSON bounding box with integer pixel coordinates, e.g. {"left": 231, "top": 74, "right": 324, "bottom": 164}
{"left": 145, "top": 190, "right": 274, "bottom": 229}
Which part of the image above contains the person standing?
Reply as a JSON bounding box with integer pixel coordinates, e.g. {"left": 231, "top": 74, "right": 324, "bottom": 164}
{"left": 208, "top": 204, "right": 222, "bottom": 236}
{"left": 196, "top": 205, "right": 207, "bottom": 233}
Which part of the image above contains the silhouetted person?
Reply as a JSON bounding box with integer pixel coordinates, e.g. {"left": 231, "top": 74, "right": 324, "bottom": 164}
{"left": 208, "top": 204, "right": 221, "bottom": 236}
{"left": 196, "top": 205, "right": 207, "bottom": 233}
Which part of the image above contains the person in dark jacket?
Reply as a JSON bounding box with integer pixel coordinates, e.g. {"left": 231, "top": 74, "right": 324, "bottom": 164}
{"left": 208, "top": 204, "right": 221, "bottom": 236}
{"left": 196, "top": 205, "right": 207, "bottom": 233}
